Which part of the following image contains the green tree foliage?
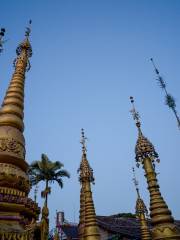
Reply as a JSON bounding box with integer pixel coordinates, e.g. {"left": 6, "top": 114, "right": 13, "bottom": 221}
{"left": 28, "top": 153, "right": 70, "bottom": 206}
{"left": 110, "top": 212, "right": 136, "bottom": 218}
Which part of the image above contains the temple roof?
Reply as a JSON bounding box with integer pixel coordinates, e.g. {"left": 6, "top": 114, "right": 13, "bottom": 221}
{"left": 97, "top": 216, "right": 180, "bottom": 239}
{"left": 59, "top": 216, "right": 180, "bottom": 240}
{"left": 62, "top": 225, "right": 79, "bottom": 239}
{"left": 97, "top": 216, "right": 142, "bottom": 239}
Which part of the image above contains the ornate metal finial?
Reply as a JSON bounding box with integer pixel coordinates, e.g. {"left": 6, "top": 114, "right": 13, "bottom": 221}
{"left": 130, "top": 97, "right": 159, "bottom": 167}
{"left": 150, "top": 58, "right": 160, "bottom": 76}
{"left": 14, "top": 20, "right": 32, "bottom": 72}
{"left": 78, "top": 129, "right": 94, "bottom": 184}
{"left": 132, "top": 167, "right": 140, "bottom": 197}
{"left": 25, "top": 20, "right": 32, "bottom": 38}
{"left": 0, "top": 28, "right": 6, "bottom": 53}
{"left": 80, "top": 128, "right": 88, "bottom": 155}
{"left": 150, "top": 58, "right": 180, "bottom": 130}
{"left": 130, "top": 96, "right": 142, "bottom": 131}
{"left": 132, "top": 167, "right": 148, "bottom": 217}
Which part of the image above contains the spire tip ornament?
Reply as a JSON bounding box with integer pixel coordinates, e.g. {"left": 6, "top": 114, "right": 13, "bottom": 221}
{"left": 78, "top": 129, "right": 94, "bottom": 184}
{"left": 15, "top": 20, "right": 32, "bottom": 71}
{"left": 150, "top": 58, "right": 180, "bottom": 130}
{"left": 132, "top": 167, "right": 148, "bottom": 217}
{"left": 25, "top": 20, "right": 32, "bottom": 38}
{"left": 132, "top": 167, "right": 151, "bottom": 240}
{"left": 132, "top": 167, "right": 140, "bottom": 197}
{"left": 0, "top": 27, "right": 6, "bottom": 53}
{"left": 130, "top": 96, "right": 160, "bottom": 168}
{"left": 80, "top": 128, "right": 88, "bottom": 155}
{"left": 130, "top": 96, "right": 141, "bottom": 130}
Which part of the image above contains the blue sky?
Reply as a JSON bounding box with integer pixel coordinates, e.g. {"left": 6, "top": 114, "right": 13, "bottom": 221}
{"left": 0, "top": 0, "right": 180, "bottom": 229}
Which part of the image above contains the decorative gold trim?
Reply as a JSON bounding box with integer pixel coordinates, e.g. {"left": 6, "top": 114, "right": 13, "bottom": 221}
{"left": 0, "top": 138, "right": 25, "bottom": 159}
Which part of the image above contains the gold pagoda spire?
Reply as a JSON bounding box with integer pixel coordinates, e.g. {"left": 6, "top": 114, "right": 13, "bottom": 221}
{"left": 0, "top": 20, "right": 32, "bottom": 132}
{"left": 0, "top": 20, "right": 32, "bottom": 171}
{"left": 0, "top": 21, "right": 40, "bottom": 236}
{"left": 78, "top": 129, "right": 100, "bottom": 240}
{"left": 130, "top": 96, "right": 180, "bottom": 240}
{"left": 132, "top": 167, "right": 151, "bottom": 240}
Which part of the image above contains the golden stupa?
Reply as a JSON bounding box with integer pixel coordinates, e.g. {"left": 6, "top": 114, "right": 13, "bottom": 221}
{"left": 78, "top": 129, "right": 100, "bottom": 240}
{"left": 130, "top": 96, "right": 180, "bottom": 240}
{"left": 0, "top": 21, "right": 41, "bottom": 239}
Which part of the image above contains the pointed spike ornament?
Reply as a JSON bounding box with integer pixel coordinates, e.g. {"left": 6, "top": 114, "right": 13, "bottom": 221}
{"left": 150, "top": 58, "right": 180, "bottom": 130}
{"left": 78, "top": 129, "right": 100, "bottom": 240}
{"left": 0, "top": 27, "right": 6, "bottom": 53}
{"left": 130, "top": 97, "right": 180, "bottom": 240}
{"left": 132, "top": 167, "right": 151, "bottom": 240}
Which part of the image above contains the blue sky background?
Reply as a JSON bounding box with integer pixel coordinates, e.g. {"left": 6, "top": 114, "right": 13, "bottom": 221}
{"left": 0, "top": 0, "right": 180, "bottom": 229}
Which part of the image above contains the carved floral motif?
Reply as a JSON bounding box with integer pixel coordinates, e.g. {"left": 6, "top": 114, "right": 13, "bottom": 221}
{"left": 0, "top": 163, "right": 29, "bottom": 193}
{"left": 0, "top": 138, "right": 25, "bottom": 158}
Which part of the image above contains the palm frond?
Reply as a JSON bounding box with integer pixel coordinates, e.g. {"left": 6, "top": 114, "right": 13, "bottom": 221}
{"left": 29, "top": 161, "right": 40, "bottom": 169}
{"left": 29, "top": 173, "right": 45, "bottom": 186}
{"left": 55, "top": 178, "right": 64, "bottom": 188}
{"left": 41, "top": 153, "right": 49, "bottom": 162}
{"left": 28, "top": 153, "right": 70, "bottom": 190}
{"left": 51, "top": 161, "right": 64, "bottom": 171}
{"left": 55, "top": 169, "right": 70, "bottom": 178}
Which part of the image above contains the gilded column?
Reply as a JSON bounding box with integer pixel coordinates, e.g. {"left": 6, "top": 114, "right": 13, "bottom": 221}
{"left": 130, "top": 96, "right": 180, "bottom": 240}
{"left": 132, "top": 167, "right": 151, "bottom": 240}
{"left": 78, "top": 129, "right": 100, "bottom": 240}
{"left": 0, "top": 21, "right": 39, "bottom": 234}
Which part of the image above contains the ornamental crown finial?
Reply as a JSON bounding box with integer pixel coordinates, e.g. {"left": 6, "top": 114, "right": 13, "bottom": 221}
{"left": 16, "top": 20, "right": 32, "bottom": 58}
{"left": 130, "top": 97, "right": 159, "bottom": 167}
{"left": 80, "top": 128, "right": 87, "bottom": 155}
{"left": 132, "top": 167, "right": 148, "bottom": 216}
{"left": 78, "top": 129, "right": 94, "bottom": 183}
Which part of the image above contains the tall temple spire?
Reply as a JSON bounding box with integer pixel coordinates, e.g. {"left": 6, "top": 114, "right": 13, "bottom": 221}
{"left": 150, "top": 58, "right": 180, "bottom": 130}
{"left": 0, "top": 20, "right": 32, "bottom": 133}
{"left": 130, "top": 96, "right": 180, "bottom": 240}
{"left": 132, "top": 167, "right": 151, "bottom": 240}
{"left": 78, "top": 129, "right": 100, "bottom": 240}
{"left": 0, "top": 20, "right": 32, "bottom": 171}
{"left": 0, "top": 21, "right": 39, "bottom": 237}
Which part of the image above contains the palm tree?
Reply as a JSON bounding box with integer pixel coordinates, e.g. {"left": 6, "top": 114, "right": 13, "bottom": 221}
{"left": 28, "top": 153, "right": 70, "bottom": 208}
